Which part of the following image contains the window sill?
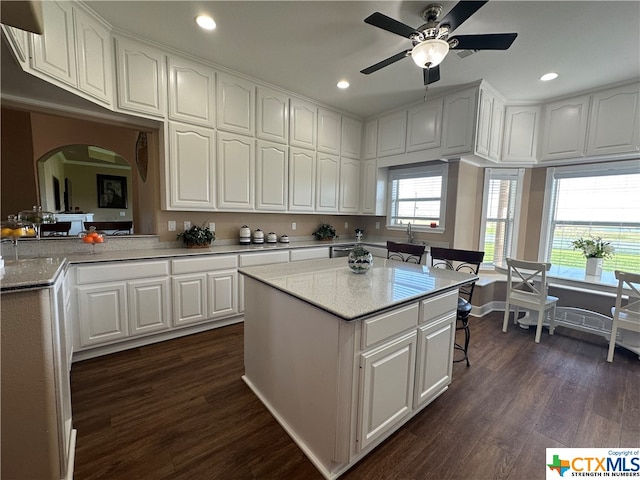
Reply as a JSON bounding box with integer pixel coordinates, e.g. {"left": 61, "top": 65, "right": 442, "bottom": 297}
{"left": 386, "top": 225, "right": 444, "bottom": 235}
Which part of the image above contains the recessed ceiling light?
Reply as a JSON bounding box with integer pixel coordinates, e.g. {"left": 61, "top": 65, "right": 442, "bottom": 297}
{"left": 540, "top": 72, "right": 558, "bottom": 81}
{"left": 196, "top": 15, "right": 216, "bottom": 31}
{"left": 337, "top": 80, "right": 350, "bottom": 89}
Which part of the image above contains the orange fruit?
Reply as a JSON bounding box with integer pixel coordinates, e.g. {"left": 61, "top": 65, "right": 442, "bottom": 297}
{"left": 94, "top": 236, "right": 104, "bottom": 243}
{"left": 82, "top": 235, "right": 94, "bottom": 244}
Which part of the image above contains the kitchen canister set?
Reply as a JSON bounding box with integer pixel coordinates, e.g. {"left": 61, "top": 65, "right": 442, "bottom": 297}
{"left": 239, "top": 225, "right": 289, "bottom": 245}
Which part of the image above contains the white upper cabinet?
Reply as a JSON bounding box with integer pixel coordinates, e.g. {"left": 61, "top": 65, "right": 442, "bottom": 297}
{"left": 474, "top": 84, "right": 504, "bottom": 162}
{"left": 363, "top": 119, "right": 378, "bottom": 159}
{"left": 315, "top": 152, "right": 340, "bottom": 212}
{"left": 217, "top": 72, "right": 255, "bottom": 136}
{"left": 360, "top": 158, "right": 377, "bottom": 215}
{"left": 377, "top": 110, "right": 407, "bottom": 157}
{"left": 540, "top": 95, "right": 590, "bottom": 161}
{"left": 73, "top": 6, "right": 113, "bottom": 106}
{"left": 289, "top": 147, "right": 316, "bottom": 212}
{"left": 115, "top": 36, "right": 166, "bottom": 117}
{"left": 256, "top": 140, "right": 288, "bottom": 211}
{"left": 587, "top": 83, "right": 640, "bottom": 156}
{"left": 502, "top": 105, "right": 541, "bottom": 163}
{"left": 167, "top": 56, "right": 215, "bottom": 127}
{"left": 341, "top": 117, "right": 362, "bottom": 159}
{"left": 339, "top": 157, "right": 360, "bottom": 213}
{"left": 167, "top": 121, "right": 216, "bottom": 210}
{"left": 30, "top": 1, "right": 77, "bottom": 87}
{"left": 290, "top": 99, "right": 317, "bottom": 150}
{"left": 317, "top": 108, "right": 342, "bottom": 155}
{"left": 217, "top": 132, "right": 255, "bottom": 210}
{"left": 256, "top": 86, "right": 289, "bottom": 144}
{"left": 2, "top": 25, "right": 29, "bottom": 65}
{"left": 406, "top": 99, "right": 443, "bottom": 152}
{"left": 442, "top": 87, "right": 478, "bottom": 156}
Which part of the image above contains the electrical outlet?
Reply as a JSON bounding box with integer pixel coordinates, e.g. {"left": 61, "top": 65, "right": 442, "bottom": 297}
{"left": 183, "top": 221, "right": 191, "bottom": 231}
{"left": 344, "top": 222, "right": 348, "bottom": 229}
{"left": 209, "top": 222, "right": 215, "bottom": 232}
{"left": 376, "top": 222, "right": 380, "bottom": 229}
{"left": 120, "top": 211, "right": 126, "bottom": 217}
{"left": 168, "top": 221, "right": 176, "bottom": 232}
{"left": 292, "top": 222, "right": 297, "bottom": 230}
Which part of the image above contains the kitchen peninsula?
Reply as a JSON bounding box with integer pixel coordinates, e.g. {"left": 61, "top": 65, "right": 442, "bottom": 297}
{"left": 240, "top": 257, "right": 476, "bottom": 479}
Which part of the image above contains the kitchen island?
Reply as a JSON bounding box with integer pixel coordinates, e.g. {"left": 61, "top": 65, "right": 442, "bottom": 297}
{"left": 239, "top": 257, "right": 476, "bottom": 479}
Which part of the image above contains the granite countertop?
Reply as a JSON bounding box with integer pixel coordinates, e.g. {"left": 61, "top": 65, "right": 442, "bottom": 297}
{"left": 0, "top": 257, "right": 67, "bottom": 292}
{"left": 239, "top": 257, "right": 476, "bottom": 321}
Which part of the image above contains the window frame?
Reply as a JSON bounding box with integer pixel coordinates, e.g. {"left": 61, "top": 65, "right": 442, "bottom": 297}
{"left": 539, "top": 159, "right": 640, "bottom": 270}
{"left": 478, "top": 168, "right": 524, "bottom": 268}
{"left": 385, "top": 163, "right": 448, "bottom": 233}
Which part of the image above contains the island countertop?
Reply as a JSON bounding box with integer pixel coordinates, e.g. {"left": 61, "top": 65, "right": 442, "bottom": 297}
{"left": 239, "top": 257, "right": 477, "bottom": 321}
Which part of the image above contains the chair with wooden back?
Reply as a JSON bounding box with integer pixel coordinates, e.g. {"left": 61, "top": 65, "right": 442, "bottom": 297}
{"left": 608, "top": 270, "right": 640, "bottom": 362}
{"left": 430, "top": 247, "right": 485, "bottom": 366}
{"left": 502, "top": 258, "right": 559, "bottom": 343}
{"left": 84, "top": 221, "right": 133, "bottom": 235}
{"left": 40, "top": 222, "right": 72, "bottom": 236}
{"left": 386, "top": 241, "right": 426, "bottom": 264}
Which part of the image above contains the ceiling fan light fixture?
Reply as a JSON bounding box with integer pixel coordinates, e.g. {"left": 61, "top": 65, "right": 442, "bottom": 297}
{"left": 411, "top": 39, "right": 449, "bottom": 68}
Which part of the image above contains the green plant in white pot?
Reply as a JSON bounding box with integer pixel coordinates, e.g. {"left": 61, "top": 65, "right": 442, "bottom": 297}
{"left": 177, "top": 223, "right": 215, "bottom": 248}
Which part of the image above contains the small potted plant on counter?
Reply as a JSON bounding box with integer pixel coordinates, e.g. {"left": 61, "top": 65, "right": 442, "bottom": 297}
{"left": 177, "top": 223, "right": 215, "bottom": 248}
{"left": 313, "top": 222, "right": 337, "bottom": 241}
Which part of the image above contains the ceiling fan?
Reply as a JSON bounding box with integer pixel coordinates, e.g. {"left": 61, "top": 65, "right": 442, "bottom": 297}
{"left": 360, "top": 1, "right": 518, "bottom": 86}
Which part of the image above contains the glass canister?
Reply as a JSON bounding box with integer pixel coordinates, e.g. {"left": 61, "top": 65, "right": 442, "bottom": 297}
{"left": 1, "top": 215, "right": 36, "bottom": 259}
{"left": 18, "top": 206, "right": 55, "bottom": 239}
{"left": 348, "top": 245, "right": 373, "bottom": 274}
{"left": 79, "top": 226, "right": 106, "bottom": 254}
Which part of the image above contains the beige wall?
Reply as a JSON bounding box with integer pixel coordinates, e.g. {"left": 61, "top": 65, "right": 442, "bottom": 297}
{"left": 452, "top": 161, "right": 483, "bottom": 250}
{"left": 522, "top": 167, "right": 548, "bottom": 261}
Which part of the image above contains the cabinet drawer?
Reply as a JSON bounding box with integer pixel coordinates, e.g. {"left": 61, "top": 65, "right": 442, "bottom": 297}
{"left": 171, "top": 255, "right": 237, "bottom": 274}
{"left": 239, "top": 251, "right": 290, "bottom": 267}
{"left": 290, "top": 247, "right": 329, "bottom": 262}
{"left": 361, "top": 303, "right": 419, "bottom": 349}
{"left": 419, "top": 290, "right": 458, "bottom": 324}
{"left": 76, "top": 260, "right": 169, "bottom": 284}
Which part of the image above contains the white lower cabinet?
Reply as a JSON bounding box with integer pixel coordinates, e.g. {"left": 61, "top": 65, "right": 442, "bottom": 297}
{"left": 128, "top": 278, "right": 171, "bottom": 335}
{"left": 172, "top": 273, "right": 207, "bottom": 326}
{"left": 77, "top": 282, "right": 129, "bottom": 346}
{"left": 357, "top": 330, "right": 417, "bottom": 451}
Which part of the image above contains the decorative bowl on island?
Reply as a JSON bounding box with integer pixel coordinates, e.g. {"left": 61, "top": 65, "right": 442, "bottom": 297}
{"left": 348, "top": 245, "right": 373, "bottom": 274}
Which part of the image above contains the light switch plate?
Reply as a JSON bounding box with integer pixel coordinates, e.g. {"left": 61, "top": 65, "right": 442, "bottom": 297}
{"left": 344, "top": 222, "right": 348, "bottom": 229}
{"left": 376, "top": 222, "right": 380, "bottom": 229}
{"left": 183, "top": 221, "right": 191, "bottom": 230}
{"left": 292, "top": 222, "right": 297, "bottom": 230}
{"left": 209, "top": 222, "right": 215, "bottom": 232}
{"left": 168, "top": 221, "right": 176, "bottom": 232}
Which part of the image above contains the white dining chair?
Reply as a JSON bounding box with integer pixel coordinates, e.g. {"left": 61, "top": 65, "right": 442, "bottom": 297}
{"left": 608, "top": 270, "right": 640, "bottom": 362}
{"left": 502, "top": 258, "right": 559, "bottom": 343}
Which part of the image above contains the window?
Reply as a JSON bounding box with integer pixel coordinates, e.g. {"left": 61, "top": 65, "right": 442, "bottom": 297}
{"left": 479, "top": 168, "right": 524, "bottom": 267}
{"left": 540, "top": 160, "right": 640, "bottom": 274}
{"left": 387, "top": 163, "right": 447, "bottom": 230}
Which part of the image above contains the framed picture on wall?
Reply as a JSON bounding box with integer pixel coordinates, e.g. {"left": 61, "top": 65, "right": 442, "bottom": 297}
{"left": 97, "top": 174, "right": 127, "bottom": 209}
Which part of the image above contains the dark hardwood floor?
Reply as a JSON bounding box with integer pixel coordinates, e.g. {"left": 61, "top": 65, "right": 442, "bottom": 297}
{"left": 71, "top": 312, "right": 640, "bottom": 480}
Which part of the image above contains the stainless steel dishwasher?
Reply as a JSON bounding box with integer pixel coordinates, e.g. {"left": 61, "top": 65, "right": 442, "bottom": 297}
{"left": 330, "top": 245, "right": 355, "bottom": 257}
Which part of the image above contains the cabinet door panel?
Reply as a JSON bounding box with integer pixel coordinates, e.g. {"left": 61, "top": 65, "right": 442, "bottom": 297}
{"left": 31, "top": 1, "right": 77, "bottom": 87}
{"left": 74, "top": 7, "right": 113, "bottom": 105}
{"left": 290, "top": 99, "right": 317, "bottom": 149}
{"left": 358, "top": 331, "right": 416, "bottom": 451}
{"left": 256, "top": 140, "right": 288, "bottom": 211}
{"left": 128, "top": 278, "right": 170, "bottom": 336}
{"left": 502, "top": 106, "right": 540, "bottom": 163}
{"left": 316, "top": 153, "right": 339, "bottom": 212}
{"left": 587, "top": 84, "right": 640, "bottom": 156}
{"left": 407, "top": 99, "right": 442, "bottom": 152}
{"left": 289, "top": 148, "right": 316, "bottom": 211}
{"left": 207, "top": 270, "right": 238, "bottom": 319}
{"left": 172, "top": 274, "right": 207, "bottom": 327}
{"left": 442, "top": 88, "right": 477, "bottom": 156}
{"left": 168, "top": 122, "right": 215, "bottom": 209}
{"left": 363, "top": 120, "right": 378, "bottom": 159}
{"left": 541, "top": 96, "right": 590, "bottom": 160}
{"left": 360, "top": 158, "right": 377, "bottom": 214}
{"left": 339, "top": 157, "right": 360, "bottom": 213}
{"left": 115, "top": 37, "right": 166, "bottom": 117}
{"left": 217, "top": 73, "right": 254, "bottom": 135}
{"left": 317, "top": 108, "right": 341, "bottom": 155}
{"left": 377, "top": 111, "right": 407, "bottom": 157}
{"left": 475, "top": 89, "right": 493, "bottom": 157}
{"left": 217, "top": 132, "right": 255, "bottom": 210}
{"left": 256, "top": 86, "right": 289, "bottom": 144}
{"left": 414, "top": 314, "right": 455, "bottom": 407}
{"left": 341, "top": 117, "right": 362, "bottom": 159}
{"left": 78, "top": 283, "right": 128, "bottom": 346}
{"left": 168, "top": 56, "right": 215, "bottom": 127}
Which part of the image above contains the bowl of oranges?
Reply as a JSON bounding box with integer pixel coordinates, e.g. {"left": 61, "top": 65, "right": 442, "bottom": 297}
{"left": 1, "top": 215, "right": 36, "bottom": 260}
{"left": 79, "top": 227, "right": 105, "bottom": 253}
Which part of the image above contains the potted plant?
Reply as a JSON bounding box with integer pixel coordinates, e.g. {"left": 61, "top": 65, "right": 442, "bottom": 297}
{"left": 571, "top": 235, "right": 614, "bottom": 276}
{"left": 348, "top": 244, "right": 373, "bottom": 273}
{"left": 312, "top": 222, "right": 336, "bottom": 241}
{"left": 177, "top": 223, "right": 215, "bottom": 248}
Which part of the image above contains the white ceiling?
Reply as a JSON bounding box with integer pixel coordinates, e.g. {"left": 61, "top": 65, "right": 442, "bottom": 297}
{"left": 3, "top": 1, "right": 640, "bottom": 119}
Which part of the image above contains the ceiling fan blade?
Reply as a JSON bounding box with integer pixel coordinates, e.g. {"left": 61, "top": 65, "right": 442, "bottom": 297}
{"left": 361, "top": 50, "right": 411, "bottom": 75}
{"left": 450, "top": 33, "right": 518, "bottom": 50}
{"left": 364, "top": 12, "right": 419, "bottom": 39}
{"left": 438, "top": 1, "right": 488, "bottom": 33}
{"left": 423, "top": 65, "right": 441, "bottom": 85}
